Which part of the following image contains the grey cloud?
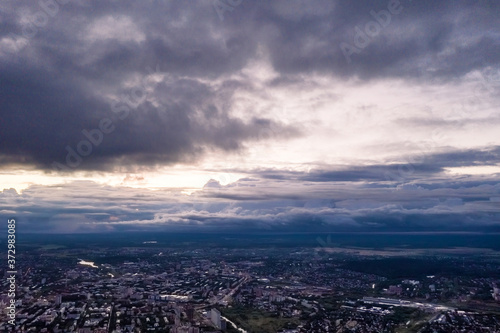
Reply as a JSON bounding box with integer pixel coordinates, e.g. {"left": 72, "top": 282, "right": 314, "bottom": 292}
{"left": 251, "top": 0, "right": 500, "bottom": 80}
{"left": 246, "top": 146, "right": 500, "bottom": 183}
{"left": 1, "top": 0, "right": 499, "bottom": 171}
{"left": 396, "top": 115, "right": 500, "bottom": 129}
{"left": 0, "top": 58, "right": 299, "bottom": 172}
{"left": 0, "top": 1, "right": 291, "bottom": 172}
{"left": 1, "top": 0, "right": 499, "bottom": 234}
{"left": 4, "top": 167, "right": 499, "bottom": 233}
{"left": 425, "top": 146, "right": 500, "bottom": 167}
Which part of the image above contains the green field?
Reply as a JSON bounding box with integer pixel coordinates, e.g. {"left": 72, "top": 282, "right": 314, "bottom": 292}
{"left": 221, "top": 306, "right": 300, "bottom": 333}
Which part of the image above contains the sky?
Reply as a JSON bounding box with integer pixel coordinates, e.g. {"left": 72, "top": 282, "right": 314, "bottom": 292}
{"left": 1, "top": 0, "right": 499, "bottom": 233}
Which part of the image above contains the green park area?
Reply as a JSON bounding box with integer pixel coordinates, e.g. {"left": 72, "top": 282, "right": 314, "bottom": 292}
{"left": 221, "top": 305, "right": 301, "bottom": 333}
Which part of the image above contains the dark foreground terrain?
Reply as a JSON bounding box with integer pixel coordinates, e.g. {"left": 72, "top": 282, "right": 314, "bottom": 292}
{"left": 1, "top": 232, "right": 500, "bottom": 332}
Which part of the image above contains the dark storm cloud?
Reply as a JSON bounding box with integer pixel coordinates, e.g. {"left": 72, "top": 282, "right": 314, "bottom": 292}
{"left": 298, "top": 164, "right": 442, "bottom": 182}
{"left": 1, "top": 0, "right": 499, "bottom": 171}
{"left": 250, "top": 0, "right": 500, "bottom": 79}
{"left": 0, "top": 60, "right": 299, "bottom": 171}
{"left": 351, "top": 212, "right": 500, "bottom": 232}
{"left": 2, "top": 171, "right": 499, "bottom": 233}
{"left": 0, "top": 0, "right": 294, "bottom": 171}
{"left": 248, "top": 146, "right": 500, "bottom": 183}
{"left": 425, "top": 146, "right": 500, "bottom": 167}
{"left": 396, "top": 112, "right": 500, "bottom": 130}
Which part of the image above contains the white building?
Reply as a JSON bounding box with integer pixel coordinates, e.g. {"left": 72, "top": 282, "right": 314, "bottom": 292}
{"left": 210, "top": 308, "right": 221, "bottom": 329}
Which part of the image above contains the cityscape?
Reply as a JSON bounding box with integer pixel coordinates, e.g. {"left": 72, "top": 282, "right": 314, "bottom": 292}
{"left": 1, "top": 233, "right": 500, "bottom": 332}
{"left": 2, "top": 0, "right": 500, "bottom": 332}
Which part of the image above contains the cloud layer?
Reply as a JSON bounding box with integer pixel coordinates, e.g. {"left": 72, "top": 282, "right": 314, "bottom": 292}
{"left": 2, "top": 0, "right": 499, "bottom": 171}
{"left": 2, "top": 146, "right": 499, "bottom": 233}
{"left": 1, "top": 0, "right": 499, "bottom": 232}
